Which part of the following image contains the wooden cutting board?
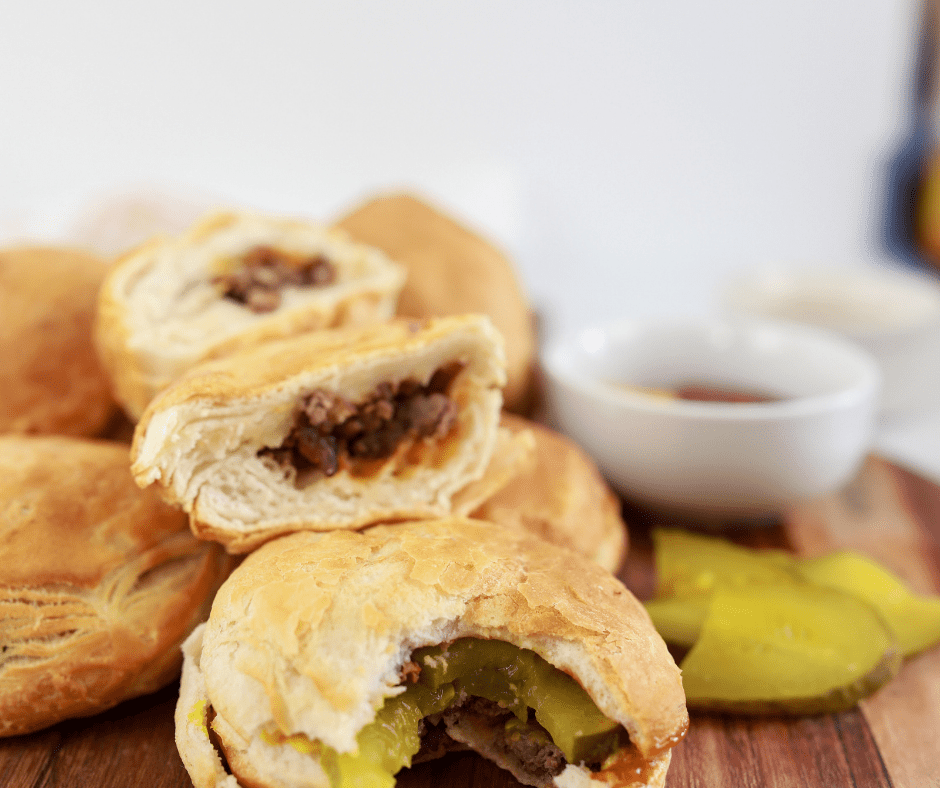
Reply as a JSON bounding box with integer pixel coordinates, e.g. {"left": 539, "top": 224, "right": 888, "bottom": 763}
{"left": 2, "top": 456, "right": 938, "bottom": 788}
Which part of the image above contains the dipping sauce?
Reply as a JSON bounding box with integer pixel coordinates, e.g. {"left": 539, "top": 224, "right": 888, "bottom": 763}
{"left": 616, "top": 382, "right": 781, "bottom": 404}
{"left": 674, "top": 384, "right": 781, "bottom": 404}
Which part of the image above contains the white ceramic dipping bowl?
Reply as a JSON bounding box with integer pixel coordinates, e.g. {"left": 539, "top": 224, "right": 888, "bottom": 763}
{"left": 541, "top": 317, "right": 881, "bottom": 518}
{"left": 724, "top": 266, "right": 940, "bottom": 418}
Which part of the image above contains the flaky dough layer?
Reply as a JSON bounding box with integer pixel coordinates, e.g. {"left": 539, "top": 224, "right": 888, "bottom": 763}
{"left": 175, "top": 517, "right": 687, "bottom": 788}
{"left": 0, "top": 436, "right": 232, "bottom": 737}
{"left": 95, "top": 209, "right": 407, "bottom": 420}
{"left": 131, "top": 315, "right": 507, "bottom": 552}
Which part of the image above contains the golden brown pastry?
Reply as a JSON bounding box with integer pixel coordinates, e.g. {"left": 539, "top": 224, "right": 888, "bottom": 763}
{"left": 95, "top": 209, "right": 407, "bottom": 420}
{"left": 0, "top": 246, "right": 116, "bottom": 437}
{"left": 131, "top": 315, "right": 507, "bottom": 553}
{"left": 335, "top": 193, "right": 537, "bottom": 413}
{"left": 0, "top": 436, "right": 232, "bottom": 737}
{"left": 472, "top": 414, "right": 628, "bottom": 573}
{"left": 175, "top": 517, "right": 688, "bottom": 788}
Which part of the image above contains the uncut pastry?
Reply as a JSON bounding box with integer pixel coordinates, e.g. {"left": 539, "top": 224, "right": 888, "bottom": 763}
{"left": 0, "top": 436, "right": 232, "bottom": 737}
{"left": 336, "top": 193, "right": 537, "bottom": 413}
{"left": 176, "top": 517, "right": 688, "bottom": 788}
{"left": 0, "top": 246, "right": 115, "bottom": 436}
{"left": 131, "top": 314, "right": 506, "bottom": 553}
{"left": 95, "top": 209, "right": 407, "bottom": 420}
{"left": 472, "top": 414, "right": 628, "bottom": 573}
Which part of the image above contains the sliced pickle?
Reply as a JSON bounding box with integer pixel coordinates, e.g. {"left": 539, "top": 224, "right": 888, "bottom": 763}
{"left": 680, "top": 583, "right": 901, "bottom": 715}
{"left": 643, "top": 596, "right": 711, "bottom": 648}
{"left": 415, "top": 638, "right": 521, "bottom": 689}
{"left": 794, "top": 550, "right": 940, "bottom": 657}
{"left": 302, "top": 638, "right": 628, "bottom": 787}
{"left": 457, "top": 665, "right": 529, "bottom": 721}
{"left": 415, "top": 638, "right": 622, "bottom": 764}
{"left": 321, "top": 683, "right": 454, "bottom": 788}
{"left": 653, "top": 528, "right": 795, "bottom": 599}
{"left": 517, "top": 653, "right": 625, "bottom": 765}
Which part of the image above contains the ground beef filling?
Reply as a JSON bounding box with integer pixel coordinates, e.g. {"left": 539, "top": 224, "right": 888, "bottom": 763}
{"left": 415, "top": 697, "right": 567, "bottom": 786}
{"left": 213, "top": 245, "right": 336, "bottom": 313}
{"left": 260, "top": 362, "right": 465, "bottom": 478}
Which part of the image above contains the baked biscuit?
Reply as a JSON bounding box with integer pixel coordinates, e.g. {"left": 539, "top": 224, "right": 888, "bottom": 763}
{"left": 335, "top": 193, "right": 537, "bottom": 413}
{"left": 131, "top": 315, "right": 507, "bottom": 553}
{"left": 0, "top": 246, "right": 116, "bottom": 437}
{"left": 0, "top": 436, "right": 232, "bottom": 737}
{"left": 472, "top": 414, "right": 628, "bottom": 573}
{"left": 95, "top": 209, "right": 407, "bottom": 420}
{"left": 175, "top": 517, "right": 687, "bottom": 788}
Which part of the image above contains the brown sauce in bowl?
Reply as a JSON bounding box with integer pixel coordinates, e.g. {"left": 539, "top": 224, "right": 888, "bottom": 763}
{"left": 615, "top": 382, "right": 782, "bottom": 404}
{"left": 673, "top": 384, "right": 781, "bottom": 404}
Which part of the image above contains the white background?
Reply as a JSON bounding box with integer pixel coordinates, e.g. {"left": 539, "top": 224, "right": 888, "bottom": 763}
{"left": 3, "top": 0, "right": 938, "bottom": 478}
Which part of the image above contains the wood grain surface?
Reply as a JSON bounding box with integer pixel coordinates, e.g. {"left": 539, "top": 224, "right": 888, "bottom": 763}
{"left": 1, "top": 456, "right": 938, "bottom": 788}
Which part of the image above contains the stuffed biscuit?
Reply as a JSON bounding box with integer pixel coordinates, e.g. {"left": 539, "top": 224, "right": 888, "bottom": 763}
{"left": 131, "top": 315, "right": 506, "bottom": 552}
{"left": 176, "top": 517, "right": 688, "bottom": 788}
{"left": 95, "top": 209, "right": 406, "bottom": 419}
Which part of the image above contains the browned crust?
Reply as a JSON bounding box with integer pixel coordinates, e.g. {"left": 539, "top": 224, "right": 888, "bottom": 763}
{"left": 0, "top": 436, "right": 233, "bottom": 736}
{"left": 335, "top": 193, "right": 537, "bottom": 413}
{"left": 0, "top": 436, "right": 189, "bottom": 587}
{"left": 0, "top": 246, "right": 116, "bottom": 437}
{"left": 472, "top": 414, "right": 629, "bottom": 572}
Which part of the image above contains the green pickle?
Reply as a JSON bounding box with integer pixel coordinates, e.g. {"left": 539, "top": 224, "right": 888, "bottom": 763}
{"left": 415, "top": 638, "right": 622, "bottom": 765}
{"left": 680, "top": 583, "right": 901, "bottom": 715}
{"left": 794, "top": 550, "right": 940, "bottom": 657}
{"left": 653, "top": 527, "right": 795, "bottom": 599}
{"left": 304, "top": 639, "right": 624, "bottom": 788}
{"left": 643, "top": 595, "right": 711, "bottom": 648}
{"left": 322, "top": 682, "right": 455, "bottom": 788}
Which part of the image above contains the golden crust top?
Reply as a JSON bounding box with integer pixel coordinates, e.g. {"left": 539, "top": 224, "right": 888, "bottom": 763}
{"left": 0, "top": 246, "right": 116, "bottom": 437}
{"left": 0, "top": 435, "right": 189, "bottom": 587}
{"left": 201, "top": 516, "right": 687, "bottom": 760}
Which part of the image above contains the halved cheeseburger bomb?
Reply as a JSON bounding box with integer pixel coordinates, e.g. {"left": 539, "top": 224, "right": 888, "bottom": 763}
{"left": 131, "top": 315, "right": 507, "bottom": 553}
{"left": 0, "top": 436, "right": 232, "bottom": 737}
{"left": 175, "top": 517, "right": 688, "bottom": 788}
{"left": 95, "top": 210, "right": 407, "bottom": 420}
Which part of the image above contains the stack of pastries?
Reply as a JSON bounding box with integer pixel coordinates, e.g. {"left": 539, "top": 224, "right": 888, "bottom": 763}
{"left": 0, "top": 194, "right": 687, "bottom": 787}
